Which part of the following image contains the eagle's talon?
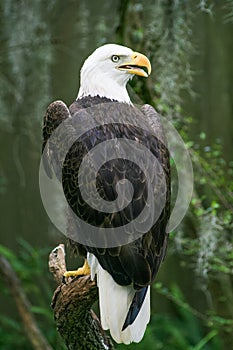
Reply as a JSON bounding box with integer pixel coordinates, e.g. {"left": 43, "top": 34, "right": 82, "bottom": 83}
{"left": 63, "top": 259, "right": 91, "bottom": 279}
{"left": 62, "top": 275, "right": 67, "bottom": 284}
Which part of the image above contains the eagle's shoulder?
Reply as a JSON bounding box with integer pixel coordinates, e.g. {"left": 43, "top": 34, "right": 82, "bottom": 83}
{"left": 42, "top": 100, "right": 71, "bottom": 178}
{"left": 42, "top": 100, "right": 71, "bottom": 152}
{"left": 140, "top": 104, "right": 166, "bottom": 142}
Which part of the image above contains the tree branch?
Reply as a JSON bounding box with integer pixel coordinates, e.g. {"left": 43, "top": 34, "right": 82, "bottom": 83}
{"left": 49, "top": 244, "right": 115, "bottom": 350}
{"left": 0, "top": 255, "right": 53, "bottom": 350}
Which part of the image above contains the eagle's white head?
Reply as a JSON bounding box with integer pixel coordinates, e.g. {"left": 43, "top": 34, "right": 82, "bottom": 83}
{"left": 77, "top": 44, "right": 151, "bottom": 104}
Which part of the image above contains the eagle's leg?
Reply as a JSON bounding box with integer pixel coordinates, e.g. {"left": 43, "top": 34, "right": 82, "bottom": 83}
{"left": 64, "top": 259, "right": 90, "bottom": 278}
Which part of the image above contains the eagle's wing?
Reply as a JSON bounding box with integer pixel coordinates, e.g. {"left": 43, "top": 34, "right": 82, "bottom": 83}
{"left": 43, "top": 98, "right": 170, "bottom": 337}
{"left": 139, "top": 103, "right": 171, "bottom": 274}
{"left": 42, "top": 100, "right": 71, "bottom": 178}
{"left": 62, "top": 100, "right": 170, "bottom": 288}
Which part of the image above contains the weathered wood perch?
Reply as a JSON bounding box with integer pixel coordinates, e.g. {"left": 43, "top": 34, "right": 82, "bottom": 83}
{"left": 49, "top": 244, "right": 115, "bottom": 350}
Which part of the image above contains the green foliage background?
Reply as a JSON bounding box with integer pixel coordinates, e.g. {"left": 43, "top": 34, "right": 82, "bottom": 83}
{"left": 0, "top": 0, "right": 232, "bottom": 349}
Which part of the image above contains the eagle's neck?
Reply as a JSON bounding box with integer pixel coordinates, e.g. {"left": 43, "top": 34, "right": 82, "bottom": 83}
{"left": 77, "top": 71, "right": 132, "bottom": 104}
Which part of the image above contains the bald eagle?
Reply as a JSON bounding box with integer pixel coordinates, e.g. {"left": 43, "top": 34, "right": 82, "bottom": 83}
{"left": 42, "top": 44, "right": 170, "bottom": 344}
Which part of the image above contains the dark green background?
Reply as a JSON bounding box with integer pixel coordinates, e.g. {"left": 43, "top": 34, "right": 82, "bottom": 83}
{"left": 0, "top": 1, "right": 232, "bottom": 349}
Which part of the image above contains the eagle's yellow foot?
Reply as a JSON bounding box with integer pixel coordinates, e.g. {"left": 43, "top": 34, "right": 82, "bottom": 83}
{"left": 64, "top": 259, "right": 91, "bottom": 278}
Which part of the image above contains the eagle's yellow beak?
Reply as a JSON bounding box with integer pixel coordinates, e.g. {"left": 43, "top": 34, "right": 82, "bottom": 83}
{"left": 117, "top": 51, "right": 151, "bottom": 77}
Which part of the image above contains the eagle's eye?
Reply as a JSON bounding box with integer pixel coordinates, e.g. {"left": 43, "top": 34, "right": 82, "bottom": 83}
{"left": 111, "top": 55, "right": 120, "bottom": 63}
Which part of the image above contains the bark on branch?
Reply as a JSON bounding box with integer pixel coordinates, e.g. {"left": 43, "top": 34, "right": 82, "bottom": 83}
{"left": 49, "top": 244, "right": 115, "bottom": 350}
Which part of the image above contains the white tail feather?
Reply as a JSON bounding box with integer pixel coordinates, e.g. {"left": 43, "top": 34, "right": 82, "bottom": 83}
{"left": 87, "top": 253, "right": 150, "bottom": 344}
